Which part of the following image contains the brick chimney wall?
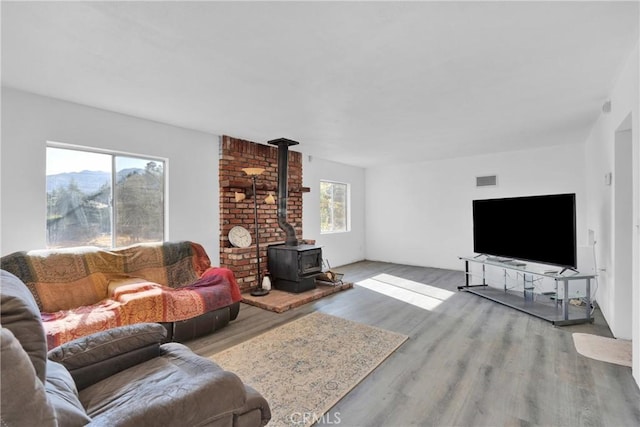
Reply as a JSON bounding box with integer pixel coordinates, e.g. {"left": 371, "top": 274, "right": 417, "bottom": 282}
{"left": 219, "top": 135, "right": 305, "bottom": 293}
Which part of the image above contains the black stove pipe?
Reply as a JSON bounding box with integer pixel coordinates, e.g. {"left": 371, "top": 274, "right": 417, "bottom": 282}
{"left": 268, "top": 138, "right": 299, "bottom": 246}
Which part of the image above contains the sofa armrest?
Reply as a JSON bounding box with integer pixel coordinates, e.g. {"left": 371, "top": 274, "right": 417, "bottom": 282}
{"left": 234, "top": 384, "right": 272, "bottom": 427}
{"left": 48, "top": 322, "right": 166, "bottom": 390}
{"left": 1, "top": 328, "right": 57, "bottom": 426}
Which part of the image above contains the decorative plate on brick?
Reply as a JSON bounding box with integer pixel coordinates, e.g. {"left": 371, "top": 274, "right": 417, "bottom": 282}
{"left": 229, "top": 226, "right": 251, "bottom": 248}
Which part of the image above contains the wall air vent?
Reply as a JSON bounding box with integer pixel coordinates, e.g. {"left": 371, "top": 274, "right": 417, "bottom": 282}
{"left": 476, "top": 175, "right": 498, "bottom": 187}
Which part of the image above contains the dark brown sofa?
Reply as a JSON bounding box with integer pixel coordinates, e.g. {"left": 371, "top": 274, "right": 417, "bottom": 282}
{"left": 0, "top": 269, "right": 271, "bottom": 426}
{"left": 0, "top": 241, "right": 242, "bottom": 349}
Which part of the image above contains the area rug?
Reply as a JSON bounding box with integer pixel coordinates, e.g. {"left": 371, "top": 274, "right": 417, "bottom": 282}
{"left": 572, "top": 333, "right": 632, "bottom": 367}
{"left": 242, "top": 282, "right": 353, "bottom": 313}
{"left": 211, "top": 312, "right": 408, "bottom": 427}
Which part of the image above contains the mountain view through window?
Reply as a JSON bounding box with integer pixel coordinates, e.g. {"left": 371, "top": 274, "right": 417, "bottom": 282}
{"left": 46, "top": 146, "right": 165, "bottom": 248}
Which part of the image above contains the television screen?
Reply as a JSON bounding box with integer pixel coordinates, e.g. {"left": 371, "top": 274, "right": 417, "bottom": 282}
{"left": 472, "top": 193, "right": 577, "bottom": 268}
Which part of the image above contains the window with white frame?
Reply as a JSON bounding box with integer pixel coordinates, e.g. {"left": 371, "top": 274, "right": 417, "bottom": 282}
{"left": 320, "top": 180, "right": 349, "bottom": 234}
{"left": 46, "top": 144, "right": 165, "bottom": 248}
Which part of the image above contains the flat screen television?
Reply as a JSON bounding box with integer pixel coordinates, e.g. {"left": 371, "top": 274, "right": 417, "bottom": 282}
{"left": 472, "top": 193, "right": 577, "bottom": 269}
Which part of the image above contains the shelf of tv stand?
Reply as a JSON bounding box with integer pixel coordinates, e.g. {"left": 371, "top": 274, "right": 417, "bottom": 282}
{"left": 458, "top": 256, "right": 595, "bottom": 326}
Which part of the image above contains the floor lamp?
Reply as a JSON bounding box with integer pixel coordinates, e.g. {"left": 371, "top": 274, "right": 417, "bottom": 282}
{"left": 242, "top": 167, "right": 270, "bottom": 297}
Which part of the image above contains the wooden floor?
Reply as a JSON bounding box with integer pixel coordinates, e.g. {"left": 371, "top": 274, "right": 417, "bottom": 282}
{"left": 187, "top": 261, "right": 640, "bottom": 427}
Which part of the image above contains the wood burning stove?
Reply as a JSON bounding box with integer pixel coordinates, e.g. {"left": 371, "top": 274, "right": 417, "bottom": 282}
{"left": 266, "top": 138, "right": 322, "bottom": 293}
{"left": 267, "top": 244, "right": 322, "bottom": 293}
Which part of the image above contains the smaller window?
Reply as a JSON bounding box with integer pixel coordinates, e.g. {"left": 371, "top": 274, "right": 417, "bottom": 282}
{"left": 320, "top": 180, "right": 349, "bottom": 234}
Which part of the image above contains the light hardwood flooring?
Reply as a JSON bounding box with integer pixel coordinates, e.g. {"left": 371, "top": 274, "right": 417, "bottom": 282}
{"left": 187, "top": 261, "right": 640, "bottom": 427}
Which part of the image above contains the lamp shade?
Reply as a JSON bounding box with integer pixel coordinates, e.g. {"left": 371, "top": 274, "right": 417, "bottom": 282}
{"left": 265, "top": 193, "right": 275, "bottom": 204}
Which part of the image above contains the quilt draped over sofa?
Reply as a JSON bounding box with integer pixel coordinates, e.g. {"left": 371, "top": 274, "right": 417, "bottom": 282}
{"left": 1, "top": 241, "right": 242, "bottom": 349}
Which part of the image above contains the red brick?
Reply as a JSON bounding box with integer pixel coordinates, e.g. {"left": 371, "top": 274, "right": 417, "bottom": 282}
{"left": 219, "top": 135, "right": 308, "bottom": 285}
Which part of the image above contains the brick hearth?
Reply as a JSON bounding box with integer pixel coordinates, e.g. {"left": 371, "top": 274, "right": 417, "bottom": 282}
{"left": 241, "top": 282, "right": 353, "bottom": 313}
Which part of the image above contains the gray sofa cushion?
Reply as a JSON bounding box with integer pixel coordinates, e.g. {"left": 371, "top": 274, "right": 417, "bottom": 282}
{"left": 45, "top": 360, "right": 92, "bottom": 426}
{"left": 0, "top": 328, "right": 56, "bottom": 427}
{"left": 80, "top": 343, "right": 247, "bottom": 427}
{"left": 0, "top": 269, "right": 48, "bottom": 382}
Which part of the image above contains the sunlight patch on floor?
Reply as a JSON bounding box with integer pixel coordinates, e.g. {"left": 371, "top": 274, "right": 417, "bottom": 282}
{"left": 356, "top": 273, "right": 455, "bottom": 311}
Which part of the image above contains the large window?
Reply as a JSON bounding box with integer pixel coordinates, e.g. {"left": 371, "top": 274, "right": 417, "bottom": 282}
{"left": 46, "top": 145, "right": 165, "bottom": 248}
{"left": 320, "top": 180, "right": 349, "bottom": 234}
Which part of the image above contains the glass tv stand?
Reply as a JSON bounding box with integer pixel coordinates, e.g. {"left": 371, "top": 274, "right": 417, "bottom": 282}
{"left": 459, "top": 255, "right": 595, "bottom": 325}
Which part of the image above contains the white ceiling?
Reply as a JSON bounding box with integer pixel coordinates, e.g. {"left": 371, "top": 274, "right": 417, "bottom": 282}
{"left": 2, "top": 1, "right": 638, "bottom": 168}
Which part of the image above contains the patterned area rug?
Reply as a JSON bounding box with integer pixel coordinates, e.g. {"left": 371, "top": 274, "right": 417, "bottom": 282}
{"left": 211, "top": 312, "right": 408, "bottom": 427}
{"left": 573, "top": 333, "right": 632, "bottom": 367}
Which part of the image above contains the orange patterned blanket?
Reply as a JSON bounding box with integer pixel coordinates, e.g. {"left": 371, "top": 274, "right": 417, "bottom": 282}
{"left": 1, "top": 242, "right": 241, "bottom": 348}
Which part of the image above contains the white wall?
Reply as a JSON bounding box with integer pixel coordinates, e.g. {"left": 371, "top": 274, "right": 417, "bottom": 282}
{"left": 0, "top": 88, "right": 221, "bottom": 264}
{"left": 614, "top": 128, "right": 633, "bottom": 340}
{"left": 584, "top": 41, "right": 639, "bottom": 382}
{"left": 365, "top": 143, "right": 587, "bottom": 272}
{"left": 302, "top": 155, "right": 366, "bottom": 268}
